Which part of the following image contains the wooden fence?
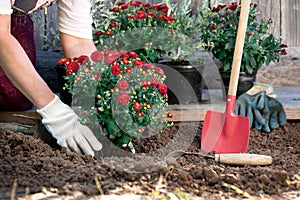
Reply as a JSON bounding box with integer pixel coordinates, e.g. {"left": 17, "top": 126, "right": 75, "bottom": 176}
{"left": 32, "top": 0, "right": 300, "bottom": 51}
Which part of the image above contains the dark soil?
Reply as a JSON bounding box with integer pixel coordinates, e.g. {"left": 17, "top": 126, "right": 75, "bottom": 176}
{"left": 0, "top": 120, "right": 299, "bottom": 199}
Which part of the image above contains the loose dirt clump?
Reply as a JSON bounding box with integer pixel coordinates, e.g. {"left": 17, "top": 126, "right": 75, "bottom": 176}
{"left": 0, "top": 121, "right": 299, "bottom": 199}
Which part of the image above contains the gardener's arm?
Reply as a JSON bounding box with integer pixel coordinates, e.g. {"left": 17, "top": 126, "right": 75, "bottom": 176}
{"left": 60, "top": 32, "right": 96, "bottom": 58}
{"left": 57, "top": 0, "right": 96, "bottom": 57}
{"left": 0, "top": 14, "right": 54, "bottom": 109}
{"left": 37, "top": 0, "right": 102, "bottom": 155}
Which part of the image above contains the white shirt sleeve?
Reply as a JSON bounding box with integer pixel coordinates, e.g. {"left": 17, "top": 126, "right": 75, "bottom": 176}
{"left": 57, "top": 0, "right": 93, "bottom": 39}
{"left": 0, "top": 0, "right": 13, "bottom": 15}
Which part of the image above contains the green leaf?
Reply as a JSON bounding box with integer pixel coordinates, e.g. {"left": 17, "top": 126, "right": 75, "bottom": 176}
{"left": 118, "top": 134, "right": 132, "bottom": 147}
{"left": 107, "top": 120, "right": 121, "bottom": 137}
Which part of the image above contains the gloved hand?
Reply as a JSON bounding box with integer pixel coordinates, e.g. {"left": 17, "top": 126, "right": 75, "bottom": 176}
{"left": 234, "top": 91, "right": 268, "bottom": 129}
{"left": 261, "top": 96, "right": 287, "bottom": 133}
{"left": 37, "top": 95, "right": 102, "bottom": 156}
{"left": 235, "top": 91, "right": 287, "bottom": 132}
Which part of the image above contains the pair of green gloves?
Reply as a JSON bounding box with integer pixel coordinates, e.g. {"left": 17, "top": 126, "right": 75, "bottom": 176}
{"left": 234, "top": 89, "right": 286, "bottom": 133}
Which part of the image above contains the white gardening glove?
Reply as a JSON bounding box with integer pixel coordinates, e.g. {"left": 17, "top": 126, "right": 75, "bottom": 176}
{"left": 37, "top": 95, "right": 102, "bottom": 156}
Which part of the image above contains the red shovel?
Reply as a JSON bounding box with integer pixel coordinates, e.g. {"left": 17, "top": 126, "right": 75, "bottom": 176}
{"left": 201, "top": 0, "right": 251, "bottom": 153}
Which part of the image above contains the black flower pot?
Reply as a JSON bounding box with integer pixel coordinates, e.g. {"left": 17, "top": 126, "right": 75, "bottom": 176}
{"left": 220, "top": 70, "right": 258, "bottom": 98}
{"left": 160, "top": 61, "right": 203, "bottom": 105}
{"left": 55, "top": 65, "right": 72, "bottom": 106}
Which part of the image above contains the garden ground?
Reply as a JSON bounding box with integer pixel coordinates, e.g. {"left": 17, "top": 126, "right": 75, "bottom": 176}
{"left": 0, "top": 119, "right": 299, "bottom": 199}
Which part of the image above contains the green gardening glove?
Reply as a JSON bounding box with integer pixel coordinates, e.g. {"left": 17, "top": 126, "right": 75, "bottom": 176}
{"left": 234, "top": 91, "right": 268, "bottom": 130}
{"left": 234, "top": 91, "right": 287, "bottom": 133}
{"left": 261, "top": 96, "right": 287, "bottom": 133}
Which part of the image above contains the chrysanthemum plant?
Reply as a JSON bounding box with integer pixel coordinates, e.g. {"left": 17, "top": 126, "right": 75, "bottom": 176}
{"left": 59, "top": 49, "right": 173, "bottom": 151}
{"left": 199, "top": 2, "right": 288, "bottom": 73}
{"left": 92, "top": 0, "right": 202, "bottom": 64}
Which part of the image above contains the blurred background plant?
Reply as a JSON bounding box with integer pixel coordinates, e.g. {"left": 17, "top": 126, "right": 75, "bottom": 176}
{"left": 30, "top": 8, "right": 62, "bottom": 52}
{"left": 92, "top": 0, "right": 204, "bottom": 64}
{"left": 199, "top": 2, "right": 287, "bottom": 74}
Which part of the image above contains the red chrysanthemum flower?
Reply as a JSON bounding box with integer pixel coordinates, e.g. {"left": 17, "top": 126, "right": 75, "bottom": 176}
{"left": 250, "top": 3, "right": 257, "bottom": 7}
{"left": 127, "top": 14, "right": 136, "bottom": 19}
{"left": 212, "top": 6, "right": 221, "bottom": 12}
{"left": 103, "top": 49, "right": 110, "bottom": 55}
{"left": 66, "top": 69, "right": 73, "bottom": 76}
{"left": 141, "top": 80, "right": 148, "bottom": 88}
{"left": 121, "top": 4, "right": 129, "bottom": 10}
{"left": 125, "top": 67, "right": 133, "bottom": 74}
{"left": 280, "top": 49, "right": 287, "bottom": 55}
{"left": 147, "top": 11, "right": 155, "bottom": 17}
{"left": 137, "top": 10, "right": 147, "bottom": 19}
{"left": 144, "top": 3, "right": 151, "bottom": 8}
{"left": 162, "top": 16, "right": 175, "bottom": 24}
{"left": 105, "top": 55, "right": 118, "bottom": 65}
{"left": 58, "top": 57, "right": 71, "bottom": 65}
{"left": 106, "top": 31, "right": 113, "bottom": 36}
{"left": 133, "top": 59, "right": 142, "bottom": 67}
{"left": 131, "top": 1, "right": 142, "bottom": 7}
{"left": 133, "top": 102, "right": 142, "bottom": 110}
{"left": 110, "top": 7, "right": 120, "bottom": 12}
{"left": 91, "top": 51, "right": 103, "bottom": 62}
{"left": 122, "top": 58, "right": 130, "bottom": 64}
{"left": 117, "top": 1, "right": 125, "bottom": 6}
{"left": 78, "top": 55, "right": 89, "bottom": 65}
{"left": 95, "top": 31, "right": 104, "bottom": 37}
{"left": 109, "top": 23, "right": 117, "bottom": 28}
{"left": 128, "top": 51, "right": 137, "bottom": 59}
{"left": 228, "top": 2, "right": 238, "bottom": 11}
{"left": 280, "top": 44, "right": 288, "bottom": 48}
{"left": 149, "top": 77, "right": 158, "bottom": 86}
{"left": 110, "top": 50, "right": 120, "bottom": 57}
{"left": 137, "top": 112, "right": 144, "bottom": 117}
{"left": 119, "top": 50, "right": 128, "bottom": 57}
{"left": 155, "top": 67, "right": 165, "bottom": 77}
{"left": 158, "top": 5, "right": 168, "bottom": 13}
{"left": 111, "top": 64, "right": 122, "bottom": 75}
{"left": 157, "top": 83, "right": 167, "bottom": 94}
{"left": 117, "top": 80, "right": 129, "bottom": 90}
{"left": 66, "top": 61, "right": 79, "bottom": 72}
{"left": 156, "top": 14, "right": 164, "bottom": 19}
{"left": 117, "top": 93, "right": 130, "bottom": 105}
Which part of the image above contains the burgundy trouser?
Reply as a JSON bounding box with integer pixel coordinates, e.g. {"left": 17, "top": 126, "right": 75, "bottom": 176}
{"left": 0, "top": 13, "right": 36, "bottom": 111}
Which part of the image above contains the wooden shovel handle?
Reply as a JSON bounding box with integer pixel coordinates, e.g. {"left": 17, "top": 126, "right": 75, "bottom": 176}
{"left": 228, "top": 0, "right": 251, "bottom": 96}
{"left": 215, "top": 153, "right": 273, "bottom": 166}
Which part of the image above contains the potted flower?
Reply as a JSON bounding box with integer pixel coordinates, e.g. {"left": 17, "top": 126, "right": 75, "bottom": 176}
{"left": 199, "top": 2, "right": 288, "bottom": 97}
{"left": 58, "top": 49, "right": 172, "bottom": 152}
{"left": 92, "top": 0, "right": 177, "bottom": 63}
{"left": 92, "top": 0, "right": 204, "bottom": 104}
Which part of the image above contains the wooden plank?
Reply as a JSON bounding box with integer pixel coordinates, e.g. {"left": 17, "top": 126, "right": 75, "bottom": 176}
{"left": 166, "top": 103, "right": 225, "bottom": 122}
{"left": 167, "top": 102, "right": 300, "bottom": 122}
{"left": 281, "top": 0, "right": 300, "bottom": 46}
{"left": 167, "top": 86, "right": 300, "bottom": 121}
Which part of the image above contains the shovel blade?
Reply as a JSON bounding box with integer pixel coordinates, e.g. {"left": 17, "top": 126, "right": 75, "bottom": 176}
{"left": 201, "top": 110, "right": 250, "bottom": 153}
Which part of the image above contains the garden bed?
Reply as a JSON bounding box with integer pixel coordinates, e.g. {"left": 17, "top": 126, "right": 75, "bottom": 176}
{"left": 0, "top": 118, "right": 299, "bottom": 199}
